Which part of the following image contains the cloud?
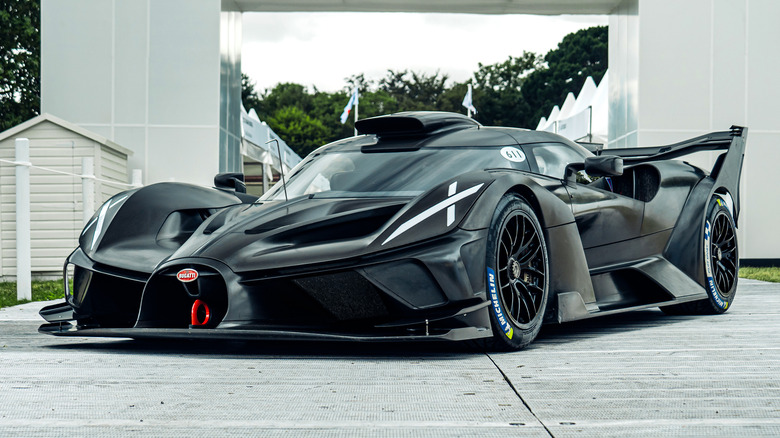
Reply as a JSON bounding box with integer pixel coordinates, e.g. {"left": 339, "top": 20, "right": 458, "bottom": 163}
{"left": 242, "top": 12, "right": 607, "bottom": 92}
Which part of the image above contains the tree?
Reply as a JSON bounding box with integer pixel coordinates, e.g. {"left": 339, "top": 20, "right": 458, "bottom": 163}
{"left": 241, "top": 73, "right": 261, "bottom": 113}
{"left": 1, "top": 0, "right": 40, "bottom": 132}
{"left": 378, "top": 69, "right": 449, "bottom": 112}
{"left": 522, "top": 26, "right": 608, "bottom": 128}
{"left": 255, "top": 82, "right": 314, "bottom": 122}
{"left": 309, "top": 89, "right": 352, "bottom": 142}
{"left": 267, "top": 106, "right": 330, "bottom": 157}
{"left": 470, "top": 52, "right": 541, "bottom": 127}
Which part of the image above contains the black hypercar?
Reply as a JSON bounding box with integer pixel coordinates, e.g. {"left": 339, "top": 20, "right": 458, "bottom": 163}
{"left": 39, "top": 112, "right": 748, "bottom": 350}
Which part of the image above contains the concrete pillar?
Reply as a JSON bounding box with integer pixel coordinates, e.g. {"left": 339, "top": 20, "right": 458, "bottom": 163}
{"left": 41, "top": 0, "right": 225, "bottom": 187}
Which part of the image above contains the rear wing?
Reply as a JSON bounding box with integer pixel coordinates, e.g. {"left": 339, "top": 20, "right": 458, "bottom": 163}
{"left": 602, "top": 126, "right": 748, "bottom": 221}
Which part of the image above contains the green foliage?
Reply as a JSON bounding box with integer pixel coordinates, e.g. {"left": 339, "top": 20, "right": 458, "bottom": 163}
{"left": 0, "top": 280, "right": 65, "bottom": 309}
{"left": 268, "top": 106, "right": 330, "bottom": 157}
{"left": 309, "top": 90, "right": 353, "bottom": 141}
{"left": 739, "top": 267, "right": 780, "bottom": 283}
{"left": 0, "top": 0, "right": 40, "bottom": 132}
{"left": 471, "top": 52, "right": 542, "bottom": 127}
{"left": 241, "top": 73, "right": 261, "bottom": 113}
{"left": 257, "top": 83, "right": 314, "bottom": 120}
{"left": 242, "top": 25, "right": 608, "bottom": 156}
{"left": 378, "top": 69, "right": 449, "bottom": 111}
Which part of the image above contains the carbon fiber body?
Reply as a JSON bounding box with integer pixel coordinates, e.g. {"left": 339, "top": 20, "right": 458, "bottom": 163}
{"left": 39, "top": 112, "right": 748, "bottom": 343}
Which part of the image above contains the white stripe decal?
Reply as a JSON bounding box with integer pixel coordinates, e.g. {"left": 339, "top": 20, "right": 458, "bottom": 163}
{"left": 446, "top": 182, "right": 457, "bottom": 226}
{"left": 109, "top": 195, "right": 129, "bottom": 208}
{"left": 382, "top": 183, "right": 484, "bottom": 246}
{"left": 90, "top": 202, "right": 111, "bottom": 251}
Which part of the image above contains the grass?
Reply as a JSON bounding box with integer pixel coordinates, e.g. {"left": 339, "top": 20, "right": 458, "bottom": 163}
{"left": 0, "top": 280, "right": 66, "bottom": 310}
{"left": 739, "top": 267, "right": 780, "bottom": 283}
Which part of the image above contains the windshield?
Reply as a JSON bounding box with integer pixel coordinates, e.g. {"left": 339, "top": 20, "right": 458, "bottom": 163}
{"left": 260, "top": 147, "right": 531, "bottom": 200}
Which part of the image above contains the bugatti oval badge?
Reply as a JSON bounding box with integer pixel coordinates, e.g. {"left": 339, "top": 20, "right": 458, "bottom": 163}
{"left": 176, "top": 269, "right": 198, "bottom": 283}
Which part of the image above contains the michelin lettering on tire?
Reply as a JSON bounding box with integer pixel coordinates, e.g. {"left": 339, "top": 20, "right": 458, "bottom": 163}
{"left": 487, "top": 267, "right": 513, "bottom": 339}
{"left": 704, "top": 220, "right": 728, "bottom": 310}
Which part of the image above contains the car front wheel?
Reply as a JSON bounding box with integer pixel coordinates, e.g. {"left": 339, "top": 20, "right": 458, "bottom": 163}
{"left": 484, "top": 194, "right": 549, "bottom": 351}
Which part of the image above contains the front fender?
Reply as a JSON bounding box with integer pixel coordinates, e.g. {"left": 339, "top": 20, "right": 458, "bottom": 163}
{"left": 81, "top": 183, "right": 244, "bottom": 273}
{"left": 458, "top": 170, "right": 595, "bottom": 323}
{"left": 460, "top": 171, "right": 575, "bottom": 231}
{"left": 369, "top": 171, "right": 494, "bottom": 252}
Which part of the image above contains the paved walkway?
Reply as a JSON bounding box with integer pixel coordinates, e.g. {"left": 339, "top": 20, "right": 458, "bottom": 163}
{"left": 1, "top": 279, "right": 779, "bottom": 437}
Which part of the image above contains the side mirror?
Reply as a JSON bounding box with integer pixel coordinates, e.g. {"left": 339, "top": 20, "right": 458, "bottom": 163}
{"left": 584, "top": 155, "right": 623, "bottom": 177}
{"left": 214, "top": 172, "right": 247, "bottom": 193}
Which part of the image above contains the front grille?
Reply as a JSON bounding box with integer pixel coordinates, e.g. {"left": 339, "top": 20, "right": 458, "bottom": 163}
{"left": 136, "top": 265, "right": 228, "bottom": 328}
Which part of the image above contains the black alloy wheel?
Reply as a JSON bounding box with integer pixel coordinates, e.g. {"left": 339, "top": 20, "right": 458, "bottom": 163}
{"left": 497, "top": 210, "right": 546, "bottom": 328}
{"left": 709, "top": 208, "right": 738, "bottom": 297}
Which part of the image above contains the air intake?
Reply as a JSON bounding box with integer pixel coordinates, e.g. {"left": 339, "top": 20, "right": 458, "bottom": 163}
{"left": 355, "top": 111, "right": 480, "bottom": 138}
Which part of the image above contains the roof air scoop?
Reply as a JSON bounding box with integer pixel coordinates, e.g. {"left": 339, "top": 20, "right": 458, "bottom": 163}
{"left": 355, "top": 111, "right": 481, "bottom": 138}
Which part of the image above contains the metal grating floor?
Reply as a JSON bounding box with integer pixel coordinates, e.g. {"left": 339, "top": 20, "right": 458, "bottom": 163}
{"left": 1, "top": 279, "right": 778, "bottom": 437}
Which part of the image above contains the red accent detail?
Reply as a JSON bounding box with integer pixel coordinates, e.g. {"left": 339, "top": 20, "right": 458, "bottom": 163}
{"left": 177, "top": 269, "right": 198, "bottom": 283}
{"left": 191, "top": 299, "right": 211, "bottom": 326}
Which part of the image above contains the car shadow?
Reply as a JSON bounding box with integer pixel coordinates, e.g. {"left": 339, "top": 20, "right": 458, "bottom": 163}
{"left": 43, "top": 335, "right": 478, "bottom": 359}
{"left": 531, "top": 307, "right": 698, "bottom": 348}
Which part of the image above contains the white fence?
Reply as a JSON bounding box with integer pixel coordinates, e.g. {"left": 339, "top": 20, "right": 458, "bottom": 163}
{"left": 2, "top": 138, "right": 142, "bottom": 300}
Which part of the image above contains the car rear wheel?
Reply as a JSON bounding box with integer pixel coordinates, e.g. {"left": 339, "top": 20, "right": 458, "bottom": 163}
{"left": 662, "top": 195, "right": 738, "bottom": 315}
{"left": 483, "top": 194, "right": 549, "bottom": 351}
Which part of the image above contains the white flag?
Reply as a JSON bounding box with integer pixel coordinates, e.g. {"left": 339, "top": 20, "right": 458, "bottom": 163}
{"left": 340, "top": 87, "right": 359, "bottom": 124}
{"left": 462, "top": 84, "right": 477, "bottom": 115}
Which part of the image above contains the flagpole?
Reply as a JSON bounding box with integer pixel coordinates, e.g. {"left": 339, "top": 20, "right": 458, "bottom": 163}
{"left": 354, "top": 88, "right": 359, "bottom": 136}
{"left": 464, "top": 84, "right": 474, "bottom": 119}
{"left": 467, "top": 84, "right": 471, "bottom": 118}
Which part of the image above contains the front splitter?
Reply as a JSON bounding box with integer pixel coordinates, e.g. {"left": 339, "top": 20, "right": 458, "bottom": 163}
{"left": 38, "top": 322, "right": 491, "bottom": 343}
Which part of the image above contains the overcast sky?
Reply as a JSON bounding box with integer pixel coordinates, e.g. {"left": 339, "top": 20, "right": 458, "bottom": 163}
{"left": 242, "top": 12, "right": 607, "bottom": 93}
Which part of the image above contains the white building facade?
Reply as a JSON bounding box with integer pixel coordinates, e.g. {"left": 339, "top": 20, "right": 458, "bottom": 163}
{"left": 609, "top": 0, "right": 780, "bottom": 262}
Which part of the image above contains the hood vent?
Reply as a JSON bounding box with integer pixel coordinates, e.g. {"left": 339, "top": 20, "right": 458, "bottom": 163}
{"left": 263, "top": 203, "right": 403, "bottom": 245}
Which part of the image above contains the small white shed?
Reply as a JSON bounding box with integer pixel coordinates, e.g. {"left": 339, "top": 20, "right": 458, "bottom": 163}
{"left": 0, "top": 113, "right": 133, "bottom": 279}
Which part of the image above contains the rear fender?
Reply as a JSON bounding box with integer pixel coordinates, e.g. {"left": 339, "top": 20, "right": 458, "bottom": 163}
{"left": 459, "top": 172, "right": 575, "bottom": 231}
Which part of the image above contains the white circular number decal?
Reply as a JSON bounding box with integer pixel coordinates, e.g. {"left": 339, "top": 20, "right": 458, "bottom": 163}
{"left": 500, "top": 147, "right": 526, "bottom": 163}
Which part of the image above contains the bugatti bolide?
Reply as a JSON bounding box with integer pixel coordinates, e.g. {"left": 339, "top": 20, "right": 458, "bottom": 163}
{"left": 39, "top": 112, "right": 748, "bottom": 350}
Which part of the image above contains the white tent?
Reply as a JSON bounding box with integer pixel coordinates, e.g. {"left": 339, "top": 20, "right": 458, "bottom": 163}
{"left": 557, "top": 92, "right": 577, "bottom": 120}
{"left": 570, "top": 77, "right": 597, "bottom": 116}
{"left": 536, "top": 71, "right": 609, "bottom": 144}
{"left": 557, "top": 78, "right": 597, "bottom": 142}
{"left": 240, "top": 106, "right": 302, "bottom": 174}
{"left": 541, "top": 105, "right": 560, "bottom": 132}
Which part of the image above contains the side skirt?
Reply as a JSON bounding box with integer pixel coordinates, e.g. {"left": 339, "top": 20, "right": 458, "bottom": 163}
{"left": 556, "top": 256, "right": 708, "bottom": 323}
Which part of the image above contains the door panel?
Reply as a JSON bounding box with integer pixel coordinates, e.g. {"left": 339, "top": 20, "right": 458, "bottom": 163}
{"left": 566, "top": 182, "right": 644, "bottom": 251}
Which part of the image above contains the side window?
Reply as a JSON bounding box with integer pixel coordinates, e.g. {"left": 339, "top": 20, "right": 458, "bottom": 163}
{"left": 524, "top": 143, "right": 588, "bottom": 179}
{"left": 494, "top": 146, "right": 532, "bottom": 172}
